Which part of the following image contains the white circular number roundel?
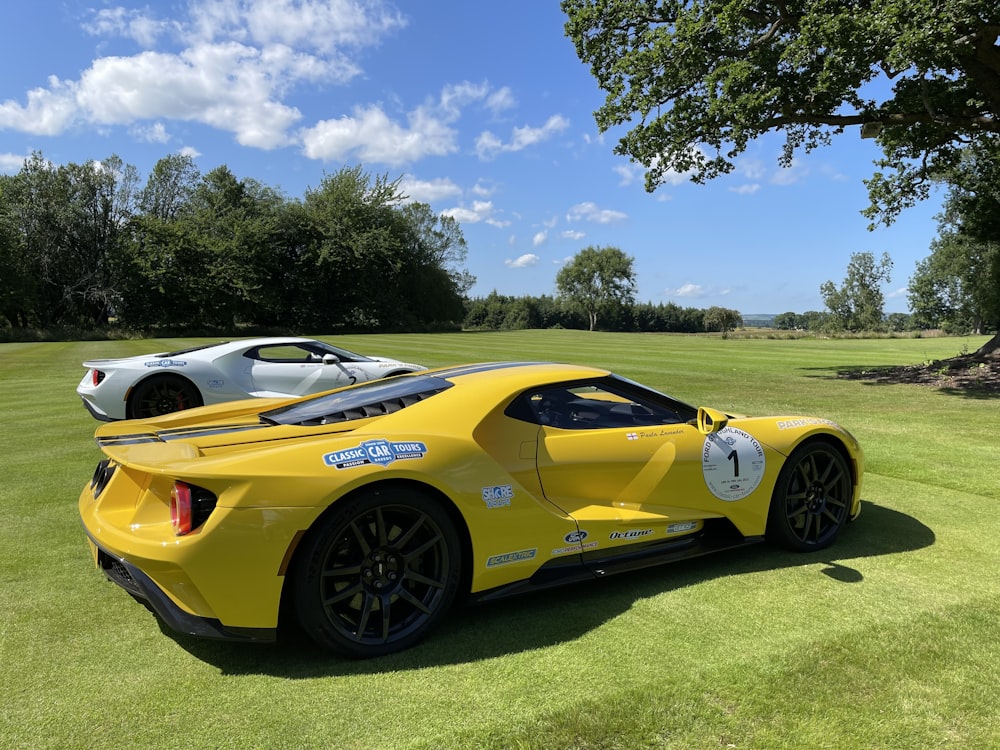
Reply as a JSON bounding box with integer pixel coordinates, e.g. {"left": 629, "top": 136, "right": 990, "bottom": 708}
{"left": 701, "top": 428, "right": 766, "bottom": 501}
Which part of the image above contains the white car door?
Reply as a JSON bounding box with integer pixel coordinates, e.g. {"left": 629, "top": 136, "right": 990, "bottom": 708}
{"left": 248, "top": 343, "right": 360, "bottom": 396}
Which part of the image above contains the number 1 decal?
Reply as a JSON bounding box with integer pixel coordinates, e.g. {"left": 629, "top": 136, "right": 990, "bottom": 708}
{"left": 702, "top": 428, "right": 765, "bottom": 501}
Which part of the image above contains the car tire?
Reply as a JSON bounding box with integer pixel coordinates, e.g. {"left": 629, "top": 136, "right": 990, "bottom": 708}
{"left": 766, "top": 440, "right": 853, "bottom": 552}
{"left": 127, "top": 375, "right": 203, "bottom": 419}
{"left": 292, "top": 485, "right": 462, "bottom": 658}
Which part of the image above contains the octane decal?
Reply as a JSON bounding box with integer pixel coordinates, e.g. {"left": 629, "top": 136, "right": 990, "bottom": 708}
{"left": 481, "top": 484, "right": 514, "bottom": 508}
{"left": 323, "top": 439, "right": 428, "bottom": 469}
{"left": 486, "top": 549, "right": 537, "bottom": 567}
{"left": 610, "top": 528, "right": 653, "bottom": 540}
{"left": 702, "top": 427, "right": 765, "bottom": 501}
{"left": 144, "top": 359, "right": 187, "bottom": 368}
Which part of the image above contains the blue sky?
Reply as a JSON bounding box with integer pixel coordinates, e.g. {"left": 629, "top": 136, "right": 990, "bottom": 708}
{"left": 0, "top": 0, "right": 942, "bottom": 314}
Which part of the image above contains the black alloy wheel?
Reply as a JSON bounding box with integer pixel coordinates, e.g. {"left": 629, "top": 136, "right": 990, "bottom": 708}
{"left": 766, "top": 441, "right": 853, "bottom": 552}
{"left": 292, "top": 486, "right": 462, "bottom": 658}
{"left": 128, "top": 375, "right": 203, "bottom": 418}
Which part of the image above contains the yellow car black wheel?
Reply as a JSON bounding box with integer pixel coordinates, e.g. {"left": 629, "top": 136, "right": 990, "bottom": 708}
{"left": 766, "top": 440, "right": 853, "bottom": 552}
{"left": 292, "top": 485, "right": 462, "bottom": 658}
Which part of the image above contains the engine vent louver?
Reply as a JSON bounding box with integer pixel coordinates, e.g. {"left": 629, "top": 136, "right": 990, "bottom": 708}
{"left": 300, "top": 390, "right": 439, "bottom": 426}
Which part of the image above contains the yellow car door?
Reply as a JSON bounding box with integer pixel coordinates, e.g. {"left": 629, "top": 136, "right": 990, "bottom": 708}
{"left": 528, "top": 382, "right": 722, "bottom": 551}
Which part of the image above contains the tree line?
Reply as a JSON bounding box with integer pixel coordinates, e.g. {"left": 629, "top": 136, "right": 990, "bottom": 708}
{"left": 0, "top": 153, "right": 473, "bottom": 334}
{"left": 1, "top": 148, "right": 994, "bottom": 342}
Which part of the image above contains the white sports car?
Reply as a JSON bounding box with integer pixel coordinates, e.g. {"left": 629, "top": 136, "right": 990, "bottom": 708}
{"left": 77, "top": 337, "right": 426, "bottom": 421}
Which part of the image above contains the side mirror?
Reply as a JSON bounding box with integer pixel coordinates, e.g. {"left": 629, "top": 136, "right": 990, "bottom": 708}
{"left": 696, "top": 407, "right": 729, "bottom": 435}
{"left": 322, "top": 353, "right": 340, "bottom": 365}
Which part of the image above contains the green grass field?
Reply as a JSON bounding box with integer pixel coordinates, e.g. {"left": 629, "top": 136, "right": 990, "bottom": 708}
{"left": 1, "top": 331, "right": 998, "bottom": 749}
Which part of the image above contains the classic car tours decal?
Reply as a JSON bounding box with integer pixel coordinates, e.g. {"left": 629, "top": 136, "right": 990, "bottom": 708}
{"left": 323, "top": 439, "right": 428, "bottom": 469}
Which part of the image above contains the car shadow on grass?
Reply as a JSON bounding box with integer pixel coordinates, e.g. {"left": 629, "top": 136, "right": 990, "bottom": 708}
{"left": 160, "top": 500, "right": 933, "bottom": 676}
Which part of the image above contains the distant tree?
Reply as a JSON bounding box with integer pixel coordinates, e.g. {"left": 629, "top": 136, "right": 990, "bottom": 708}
{"left": 0, "top": 152, "right": 138, "bottom": 327}
{"left": 909, "top": 234, "right": 998, "bottom": 334}
{"left": 556, "top": 245, "right": 637, "bottom": 331}
{"left": 138, "top": 154, "right": 199, "bottom": 220}
{"left": 704, "top": 306, "right": 742, "bottom": 338}
{"left": 886, "top": 312, "right": 913, "bottom": 332}
{"left": 773, "top": 312, "right": 801, "bottom": 330}
{"left": 821, "top": 252, "right": 894, "bottom": 332}
{"left": 397, "top": 202, "right": 473, "bottom": 325}
{"left": 801, "top": 310, "right": 830, "bottom": 332}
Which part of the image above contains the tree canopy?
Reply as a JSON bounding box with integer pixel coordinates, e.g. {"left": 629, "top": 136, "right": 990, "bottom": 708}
{"left": 555, "top": 245, "right": 637, "bottom": 330}
{"left": 562, "top": 0, "right": 1000, "bottom": 223}
{"left": 820, "top": 251, "right": 893, "bottom": 332}
{"left": 0, "top": 154, "right": 472, "bottom": 333}
{"left": 703, "top": 306, "right": 742, "bottom": 337}
{"left": 909, "top": 138, "right": 1000, "bottom": 338}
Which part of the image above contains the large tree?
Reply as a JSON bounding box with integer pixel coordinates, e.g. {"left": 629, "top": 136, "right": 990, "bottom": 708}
{"left": 909, "top": 139, "right": 1000, "bottom": 338}
{"left": 556, "top": 245, "right": 637, "bottom": 330}
{"left": 820, "top": 251, "right": 893, "bottom": 331}
{"left": 562, "top": 0, "right": 999, "bottom": 213}
{"left": 562, "top": 0, "right": 1000, "bottom": 350}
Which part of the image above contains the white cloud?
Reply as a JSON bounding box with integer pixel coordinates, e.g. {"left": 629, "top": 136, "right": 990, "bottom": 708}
{"left": 475, "top": 114, "right": 569, "bottom": 160}
{"left": 771, "top": 158, "right": 808, "bottom": 185}
{"left": 485, "top": 86, "right": 516, "bottom": 114}
{"left": 130, "top": 122, "right": 172, "bottom": 143}
{"left": 532, "top": 231, "right": 547, "bottom": 246}
{"left": 186, "top": 0, "right": 406, "bottom": 52}
{"left": 566, "top": 201, "right": 627, "bottom": 224}
{"left": 471, "top": 181, "right": 495, "bottom": 197}
{"left": 729, "top": 184, "right": 760, "bottom": 195}
{"left": 442, "top": 200, "right": 496, "bottom": 224}
{"left": 613, "top": 164, "right": 638, "bottom": 186}
{"left": 887, "top": 286, "right": 908, "bottom": 299}
{"left": 505, "top": 254, "right": 540, "bottom": 268}
{"left": 561, "top": 230, "right": 585, "bottom": 240}
{"left": 301, "top": 102, "right": 457, "bottom": 164}
{"left": 673, "top": 283, "right": 706, "bottom": 298}
{"left": 84, "top": 7, "right": 174, "bottom": 47}
{"left": 738, "top": 158, "right": 767, "bottom": 181}
{"left": 0, "top": 152, "right": 28, "bottom": 173}
{"left": 1, "top": 0, "right": 406, "bottom": 150}
{"left": 0, "top": 77, "right": 79, "bottom": 135}
{"left": 398, "top": 175, "right": 462, "bottom": 203}
{"left": 301, "top": 81, "right": 504, "bottom": 164}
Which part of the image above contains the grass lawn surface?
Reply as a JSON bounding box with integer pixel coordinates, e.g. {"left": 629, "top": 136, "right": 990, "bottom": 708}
{"left": 1, "top": 331, "right": 997, "bottom": 749}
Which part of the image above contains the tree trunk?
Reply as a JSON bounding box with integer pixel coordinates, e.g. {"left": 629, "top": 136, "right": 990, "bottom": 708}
{"left": 976, "top": 331, "right": 1000, "bottom": 356}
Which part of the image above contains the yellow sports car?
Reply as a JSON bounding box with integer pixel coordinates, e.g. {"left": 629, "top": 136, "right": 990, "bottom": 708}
{"left": 79, "top": 362, "right": 863, "bottom": 658}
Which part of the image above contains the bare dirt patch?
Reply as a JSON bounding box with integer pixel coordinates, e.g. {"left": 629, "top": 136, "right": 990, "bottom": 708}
{"left": 839, "top": 347, "right": 1000, "bottom": 394}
